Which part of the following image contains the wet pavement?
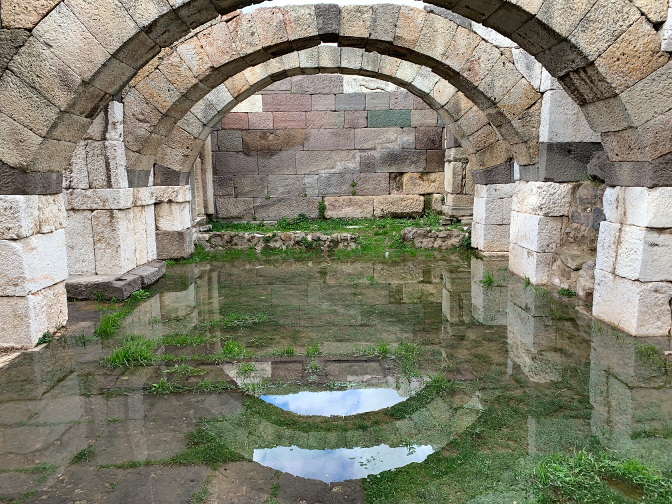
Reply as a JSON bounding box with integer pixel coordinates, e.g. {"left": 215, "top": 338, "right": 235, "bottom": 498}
{"left": 0, "top": 253, "right": 670, "bottom": 503}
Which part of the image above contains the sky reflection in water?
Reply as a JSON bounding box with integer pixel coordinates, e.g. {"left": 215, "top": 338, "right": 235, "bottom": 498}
{"left": 260, "top": 388, "right": 407, "bottom": 416}
{"left": 254, "top": 444, "right": 434, "bottom": 483}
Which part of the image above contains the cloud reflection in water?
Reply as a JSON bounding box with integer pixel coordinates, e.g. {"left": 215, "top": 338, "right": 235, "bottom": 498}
{"left": 260, "top": 388, "right": 407, "bottom": 416}
{"left": 254, "top": 444, "right": 434, "bottom": 483}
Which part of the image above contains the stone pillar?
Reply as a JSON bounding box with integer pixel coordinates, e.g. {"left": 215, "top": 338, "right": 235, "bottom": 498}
{"left": 593, "top": 187, "right": 672, "bottom": 336}
{"left": 471, "top": 184, "right": 514, "bottom": 254}
{"left": 441, "top": 140, "right": 473, "bottom": 222}
{"left": 0, "top": 194, "right": 69, "bottom": 348}
{"left": 201, "top": 140, "right": 215, "bottom": 218}
{"left": 154, "top": 185, "right": 194, "bottom": 260}
{"left": 509, "top": 181, "right": 572, "bottom": 285}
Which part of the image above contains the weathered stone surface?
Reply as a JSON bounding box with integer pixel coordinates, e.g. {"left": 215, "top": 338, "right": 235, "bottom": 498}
{"left": 352, "top": 173, "right": 390, "bottom": 195}
{"left": 0, "top": 195, "right": 39, "bottom": 240}
{"left": 593, "top": 269, "right": 672, "bottom": 337}
{"left": 311, "top": 94, "right": 336, "bottom": 111}
{"left": 474, "top": 183, "right": 515, "bottom": 199}
{"left": 401, "top": 227, "right": 465, "bottom": 249}
{"left": 365, "top": 92, "right": 390, "bottom": 110}
{"left": 65, "top": 188, "right": 133, "bottom": 210}
{"left": 373, "top": 150, "right": 425, "bottom": 172}
{"left": 471, "top": 222, "right": 510, "bottom": 253}
{"left": 512, "top": 181, "right": 573, "bottom": 217}
{"left": 596, "top": 221, "right": 672, "bottom": 282}
{"left": 65, "top": 209, "right": 95, "bottom": 275}
{"left": 373, "top": 195, "right": 424, "bottom": 217}
{"left": 509, "top": 243, "right": 553, "bottom": 285}
{"left": 258, "top": 151, "right": 297, "bottom": 175}
{"left": 539, "top": 90, "right": 600, "bottom": 143}
{"left": 262, "top": 94, "right": 312, "bottom": 112}
{"left": 91, "top": 209, "right": 136, "bottom": 275}
{"left": 218, "top": 130, "right": 243, "bottom": 151}
{"left": 273, "top": 111, "right": 307, "bottom": 129}
{"left": 537, "top": 142, "right": 603, "bottom": 182}
{"left": 38, "top": 193, "right": 66, "bottom": 233}
{"left": 603, "top": 186, "right": 672, "bottom": 228}
{"left": 473, "top": 195, "right": 512, "bottom": 225}
{"left": 324, "top": 196, "right": 374, "bottom": 218}
{"left": 156, "top": 229, "right": 194, "bottom": 260}
{"left": 296, "top": 151, "right": 359, "bottom": 174}
{"left": 248, "top": 112, "right": 274, "bottom": 129}
{"left": 344, "top": 110, "right": 368, "bottom": 128}
{"left": 129, "top": 260, "right": 166, "bottom": 288}
{"left": 0, "top": 281, "right": 67, "bottom": 348}
{"left": 155, "top": 202, "right": 191, "bottom": 232}
{"left": 66, "top": 273, "right": 141, "bottom": 301}
{"left": 306, "top": 111, "right": 345, "bottom": 129}
{"left": 215, "top": 197, "right": 254, "bottom": 220}
{"left": 354, "top": 127, "right": 406, "bottom": 150}
{"left": 242, "top": 130, "right": 307, "bottom": 152}
{"left": 292, "top": 74, "right": 343, "bottom": 94}
{"left": 222, "top": 113, "right": 249, "bottom": 129}
{"left": 335, "top": 93, "right": 366, "bottom": 111}
{"left": 318, "top": 173, "right": 355, "bottom": 196}
{"left": 304, "top": 129, "right": 354, "bottom": 150}
{"left": 0, "top": 228, "right": 68, "bottom": 296}
{"left": 510, "top": 211, "right": 564, "bottom": 253}
{"left": 415, "top": 127, "right": 443, "bottom": 150}
{"left": 201, "top": 230, "right": 359, "bottom": 252}
{"left": 268, "top": 175, "right": 306, "bottom": 197}
{"left": 153, "top": 185, "right": 192, "bottom": 203}
{"left": 0, "top": 163, "right": 63, "bottom": 195}
{"left": 402, "top": 172, "right": 443, "bottom": 194}
{"left": 470, "top": 163, "right": 513, "bottom": 185}
{"left": 367, "top": 109, "right": 411, "bottom": 128}
{"left": 214, "top": 152, "right": 258, "bottom": 175}
{"left": 253, "top": 197, "right": 321, "bottom": 220}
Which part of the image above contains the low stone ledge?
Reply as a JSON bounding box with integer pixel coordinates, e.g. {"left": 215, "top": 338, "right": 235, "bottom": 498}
{"left": 66, "top": 260, "right": 166, "bottom": 300}
{"left": 400, "top": 227, "right": 468, "bottom": 249}
{"left": 197, "top": 231, "right": 361, "bottom": 253}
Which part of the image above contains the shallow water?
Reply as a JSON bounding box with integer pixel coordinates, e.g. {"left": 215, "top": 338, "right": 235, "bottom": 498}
{"left": 261, "top": 389, "right": 408, "bottom": 416}
{"left": 0, "top": 252, "right": 670, "bottom": 503}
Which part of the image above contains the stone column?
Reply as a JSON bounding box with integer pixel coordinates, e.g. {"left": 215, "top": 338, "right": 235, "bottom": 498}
{"left": 441, "top": 140, "right": 474, "bottom": 222}
{"left": 154, "top": 184, "right": 194, "bottom": 260}
{"left": 509, "top": 181, "right": 572, "bottom": 285}
{"left": 592, "top": 187, "right": 672, "bottom": 336}
{"left": 0, "top": 194, "right": 69, "bottom": 348}
{"left": 471, "top": 183, "right": 514, "bottom": 254}
{"left": 201, "top": 140, "right": 215, "bottom": 218}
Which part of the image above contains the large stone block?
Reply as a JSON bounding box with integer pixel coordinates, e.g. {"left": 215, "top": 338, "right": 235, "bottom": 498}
{"left": 213, "top": 152, "right": 258, "bottom": 175}
{"left": 512, "top": 181, "right": 572, "bottom": 217}
{"left": 509, "top": 243, "right": 553, "bottom": 285}
{"left": 91, "top": 209, "right": 136, "bottom": 275}
{"left": 242, "top": 130, "right": 307, "bottom": 151}
{"left": 262, "top": 93, "right": 312, "bottom": 111}
{"left": 367, "top": 109, "right": 411, "bottom": 128}
{"left": 217, "top": 130, "right": 243, "bottom": 151}
{"left": 402, "top": 172, "right": 443, "bottom": 194}
{"left": 273, "top": 111, "right": 307, "bottom": 129}
{"left": 215, "top": 197, "right": 254, "bottom": 220}
{"left": 145, "top": 204, "right": 157, "bottom": 262}
{"left": 268, "top": 175, "right": 306, "bottom": 197}
{"left": 539, "top": 90, "right": 601, "bottom": 143}
{"left": 65, "top": 273, "right": 141, "bottom": 301}
{"left": 292, "top": 74, "right": 343, "bottom": 94}
{"left": 324, "top": 196, "right": 374, "bottom": 218}
{"left": 248, "top": 112, "right": 274, "bottom": 129}
{"left": 0, "top": 281, "right": 68, "bottom": 348}
{"left": 253, "top": 197, "right": 321, "bottom": 220}
{"left": 156, "top": 229, "right": 194, "bottom": 260}
{"left": 344, "top": 110, "right": 368, "bottom": 128}
{"left": 0, "top": 229, "right": 68, "bottom": 296}
{"left": 335, "top": 93, "right": 366, "bottom": 111}
{"left": 596, "top": 221, "right": 672, "bottom": 282}
{"left": 0, "top": 195, "right": 39, "bottom": 239}
{"left": 537, "top": 142, "right": 603, "bottom": 182}
{"left": 365, "top": 92, "right": 390, "bottom": 110}
{"left": 373, "top": 150, "right": 426, "bottom": 172}
{"left": 471, "top": 222, "right": 510, "bottom": 253}
{"left": 473, "top": 195, "right": 512, "bottom": 225}
{"left": 296, "top": 151, "right": 360, "bottom": 174}
{"left": 318, "top": 173, "right": 355, "bottom": 196}
{"left": 65, "top": 210, "right": 95, "bottom": 275}
{"left": 38, "top": 194, "right": 67, "bottom": 233}
{"left": 593, "top": 269, "right": 672, "bottom": 337}
{"left": 474, "top": 183, "right": 515, "bottom": 199}
{"left": 510, "top": 211, "right": 564, "bottom": 253}
{"left": 132, "top": 206, "right": 149, "bottom": 266}
{"left": 155, "top": 202, "right": 191, "bottom": 232}
{"left": 354, "top": 127, "right": 408, "bottom": 150}
{"left": 85, "top": 140, "right": 128, "bottom": 189}
{"left": 373, "top": 195, "right": 424, "bottom": 217}
{"left": 415, "top": 127, "right": 443, "bottom": 150}
{"left": 152, "top": 185, "right": 192, "bottom": 203}
{"left": 603, "top": 186, "right": 672, "bottom": 228}
{"left": 304, "top": 129, "right": 355, "bottom": 151}
{"left": 65, "top": 188, "right": 133, "bottom": 210}
{"left": 233, "top": 174, "right": 268, "bottom": 198}
{"left": 258, "top": 151, "right": 297, "bottom": 175}
{"left": 353, "top": 173, "right": 390, "bottom": 196}
{"left": 306, "top": 111, "right": 344, "bottom": 129}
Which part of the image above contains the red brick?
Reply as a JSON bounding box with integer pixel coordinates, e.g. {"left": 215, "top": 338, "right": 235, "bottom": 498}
{"left": 273, "top": 112, "right": 306, "bottom": 129}
{"left": 306, "top": 111, "right": 344, "bottom": 129}
{"left": 426, "top": 150, "right": 444, "bottom": 172}
{"left": 413, "top": 96, "right": 432, "bottom": 110}
{"left": 416, "top": 127, "right": 443, "bottom": 150}
{"left": 344, "top": 110, "right": 367, "bottom": 128}
{"left": 248, "top": 112, "right": 274, "bottom": 129}
{"left": 222, "top": 113, "right": 249, "bottom": 129}
{"left": 262, "top": 94, "right": 312, "bottom": 112}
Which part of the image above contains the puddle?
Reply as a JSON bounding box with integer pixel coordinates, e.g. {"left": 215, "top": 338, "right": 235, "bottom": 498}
{"left": 253, "top": 444, "right": 433, "bottom": 483}
{"left": 261, "top": 388, "right": 407, "bottom": 416}
{"left": 1, "top": 253, "right": 671, "bottom": 503}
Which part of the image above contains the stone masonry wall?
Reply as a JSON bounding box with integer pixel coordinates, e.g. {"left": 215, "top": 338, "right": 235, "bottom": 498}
{"left": 211, "top": 74, "right": 446, "bottom": 221}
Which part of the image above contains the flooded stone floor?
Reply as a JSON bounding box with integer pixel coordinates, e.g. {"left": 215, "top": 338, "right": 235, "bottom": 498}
{"left": 1, "top": 252, "right": 671, "bottom": 503}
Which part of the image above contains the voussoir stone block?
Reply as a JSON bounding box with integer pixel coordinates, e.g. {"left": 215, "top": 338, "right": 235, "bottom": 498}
{"left": 512, "top": 181, "right": 572, "bottom": 216}
{"left": 593, "top": 268, "right": 672, "bottom": 337}
{"left": 373, "top": 195, "right": 424, "bottom": 217}
{"left": 510, "top": 211, "right": 564, "bottom": 253}
{"left": 324, "top": 196, "right": 374, "bottom": 218}
{"left": 0, "top": 281, "right": 68, "bottom": 349}
{"left": 0, "top": 229, "right": 68, "bottom": 296}
{"left": 596, "top": 220, "right": 672, "bottom": 282}
{"left": 603, "top": 186, "right": 672, "bottom": 228}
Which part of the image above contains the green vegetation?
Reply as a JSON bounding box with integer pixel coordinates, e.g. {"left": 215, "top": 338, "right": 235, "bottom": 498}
{"left": 386, "top": 375, "right": 458, "bottom": 419}
{"left": 479, "top": 271, "right": 495, "bottom": 287}
{"left": 189, "top": 478, "right": 212, "bottom": 504}
{"left": 106, "top": 417, "right": 122, "bottom": 424}
{"left": 558, "top": 287, "right": 577, "bottom": 297}
{"left": 305, "top": 342, "right": 322, "bottom": 357}
{"left": 70, "top": 445, "right": 96, "bottom": 465}
{"left": 533, "top": 451, "right": 672, "bottom": 503}
{"left": 524, "top": 276, "right": 532, "bottom": 288}
{"left": 36, "top": 332, "right": 54, "bottom": 345}
{"left": 146, "top": 378, "right": 234, "bottom": 395}
{"left": 635, "top": 343, "right": 671, "bottom": 371}
{"left": 104, "top": 335, "right": 155, "bottom": 368}
{"left": 94, "top": 289, "right": 154, "bottom": 339}
{"left": 270, "top": 347, "right": 295, "bottom": 357}
{"left": 158, "top": 333, "right": 211, "bottom": 347}
{"left": 237, "top": 362, "right": 256, "bottom": 377}
{"left": 394, "top": 341, "right": 421, "bottom": 378}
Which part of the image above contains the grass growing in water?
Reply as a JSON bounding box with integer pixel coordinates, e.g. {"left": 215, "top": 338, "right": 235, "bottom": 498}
{"left": 70, "top": 445, "right": 95, "bottom": 464}
{"left": 104, "top": 335, "right": 155, "bottom": 368}
{"left": 394, "top": 342, "right": 421, "bottom": 378}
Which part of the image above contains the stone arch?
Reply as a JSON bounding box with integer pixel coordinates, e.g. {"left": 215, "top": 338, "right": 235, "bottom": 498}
{"left": 122, "top": 5, "right": 542, "bottom": 180}
{"left": 139, "top": 46, "right": 514, "bottom": 180}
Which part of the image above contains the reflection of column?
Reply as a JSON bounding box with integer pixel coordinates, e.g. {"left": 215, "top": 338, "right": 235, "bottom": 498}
{"left": 593, "top": 187, "right": 672, "bottom": 336}
{"left": 590, "top": 325, "right": 672, "bottom": 465}
{"left": 506, "top": 282, "right": 561, "bottom": 383}
{"left": 442, "top": 268, "right": 471, "bottom": 324}
{"left": 470, "top": 257, "right": 508, "bottom": 325}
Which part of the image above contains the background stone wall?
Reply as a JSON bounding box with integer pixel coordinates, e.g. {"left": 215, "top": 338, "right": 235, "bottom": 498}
{"left": 211, "top": 74, "right": 447, "bottom": 221}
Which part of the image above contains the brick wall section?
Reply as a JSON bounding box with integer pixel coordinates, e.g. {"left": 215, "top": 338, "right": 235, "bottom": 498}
{"left": 212, "top": 75, "right": 446, "bottom": 220}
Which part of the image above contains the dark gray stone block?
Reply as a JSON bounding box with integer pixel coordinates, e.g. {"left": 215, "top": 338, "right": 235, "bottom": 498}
{"left": 315, "top": 4, "right": 340, "bottom": 43}
{"left": 129, "top": 260, "right": 166, "bottom": 287}
{"left": 0, "top": 163, "right": 62, "bottom": 195}
{"left": 588, "top": 150, "right": 672, "bottom": 187}
{"left": 127, "top": 169, "right": 152, "bottom": 187}
{"left": 335, "top": 93, "right": 366, "bottom": 111}
{"left": 66, "top": 273, "right": 142, "bottom": 301}
{"left": 153, "top": 164, "right": 190, "bottom": 186}
{"left": 156, "top": 228, "right": 194, "bottom": 260}
{"left": 471, "top": 162, "right": 513, "bottom": 185}
{"left": 537, "top": 142, "right": 603, "bottom": 182}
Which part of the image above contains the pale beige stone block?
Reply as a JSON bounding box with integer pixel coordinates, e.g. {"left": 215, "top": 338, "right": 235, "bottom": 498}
{"left": 0, "top": 195, "right": 39, "bottom": 240}
{"left": 324, "top": 196, "right": 374, "bottom": 218}
{"left": 65, "top": 188, "right": 133, "bottom": 210}
{"left": 155, "top": 202, "right": 191, "bottom": 231}
{"left": 91, "top": 209, "right": 136, "bottom": 275}
{"left": 133, "top": 206, "right": 149, "bottom": 266}
{"left": 65, "top": 210, "right": 95, "bottom": 275}
{"left": 152, "top": 185, "right": 192, "bottom": 203}
{"left": 145, "top": 204, "right": 157, "bottom": 262}
{"left": 373, "top": 195, "right": 424, "bottom": 217}
{"left": 509, "top": 243, "right": 553, "bottom": 285}
{"left": 38, "top": 194, "right": 67, "bottom": 233}
{"left": 471, "top": 222, "right": 510, "bottom": 253}
{"left": 510, "top": 211, "right": 564, "bottom": 253}
{"left": 512, "top": 181, "right": 572, "bottom": 217}
{"left": 402, "top": 172, "right": 443, "bottom": 194}
{"left": 603, "top": 186, "right": 672, "bottom": 228}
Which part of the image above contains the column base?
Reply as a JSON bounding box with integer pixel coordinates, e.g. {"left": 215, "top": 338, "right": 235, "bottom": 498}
{"left": 66, "top": 260, "right": 166, "bottom": 301}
